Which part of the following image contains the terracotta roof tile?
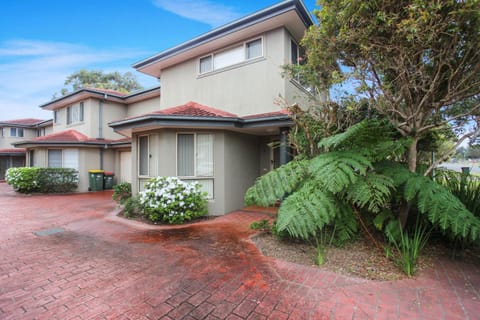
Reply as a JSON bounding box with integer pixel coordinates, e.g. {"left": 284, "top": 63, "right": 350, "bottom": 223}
{"left": 84, "top": 87, "right": 127, "bottom": 96}
{"left": 33, "top": 130, "right": 89, "bottom": 142}
{"left": 155, "top": 101, "right": 238, "bottom": 118}
{"left": 242, "top": 109, "right": 290, "bottom": 119}
{"left": 0, "top": 148, "right": 25, "bottom": 154}
{"left": 0, "top": 118, "right": 46, "bottom": 126}
{"left": 20, "top": 130, "right": 131, "bottom": 145}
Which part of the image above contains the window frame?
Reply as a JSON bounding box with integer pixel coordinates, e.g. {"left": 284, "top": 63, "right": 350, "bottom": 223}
{"left": 138, "top": 135, "right": 150, "bottom": 177}
{"left": 66, "top": 102, "right": 84, "bottom": 125}
{"left": 198, "top": 37, "right": 264, "bottom": 75}
{"left": 47, "top": 148, "right": 79, "bottom": 170}
{"left": 176, "top": 132, "right": 215, "bottom": 199}
{"left": 9, "top": 127, "right": 24, "bottom": 137}
{"left": 53, "top": 110, "right": 59, "bottom": 124}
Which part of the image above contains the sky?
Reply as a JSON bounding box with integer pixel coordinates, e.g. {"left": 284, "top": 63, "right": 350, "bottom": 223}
{"left": 0, "top": 0, "right": 318, "bottom": 121}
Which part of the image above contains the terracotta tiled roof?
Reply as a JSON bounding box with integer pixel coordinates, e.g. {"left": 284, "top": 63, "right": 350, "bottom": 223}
{"left": 83, "top": 87, "right": 127, "bottom": 97}
{"left": 0, "top": 118, "right": 46, "bottom": 126}
{"left": 242, "top": 109, "right": 290, "bottom": 119}
{"left": 0, "top": 148, "right": 26, "bottom": 154}
{"left": 33, "top": 130, "right": 89, "bottom": 142}
{"left": 155, "top": 101, "right": 238, "bottom": 118}
{"left": 17, "top": 130, "right": 131, "bottom": 146}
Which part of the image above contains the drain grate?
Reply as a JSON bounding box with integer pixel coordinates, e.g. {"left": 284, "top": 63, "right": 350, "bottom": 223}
{"left": 34, "top": 227, "right": 65, "bottom": 237}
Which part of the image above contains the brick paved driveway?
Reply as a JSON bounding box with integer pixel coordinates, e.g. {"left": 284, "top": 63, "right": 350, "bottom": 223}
{"left": 0, "top": 182, "right": 479, "bottom": 319}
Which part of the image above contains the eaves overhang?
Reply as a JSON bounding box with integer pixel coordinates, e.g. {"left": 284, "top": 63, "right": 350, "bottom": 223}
{"left": 109, "top": 114, "right": 293, "bottom": 136}
{"left": 40, "top": 86, "right": 160, "bottom": 111}
{"left": 12, "top": 140, "right": 131, "bottom": 149}
{"left": 132, "top": 0, "right": 313, "bottom": 77}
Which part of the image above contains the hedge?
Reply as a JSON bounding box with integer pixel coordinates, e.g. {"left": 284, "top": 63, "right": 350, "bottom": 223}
{"left": 6, "top": 167, "right": 79, "bottom": 193}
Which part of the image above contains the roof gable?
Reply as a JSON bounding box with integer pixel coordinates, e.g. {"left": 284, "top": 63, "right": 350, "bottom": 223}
{"left": 155, "top": 102, "right": 238, "bottom": 118}
{"left": 133, "top": 0, "right": 313, "bottom": 77}
{"left": 0, "top": 118, "right": 46, "bottom": 126}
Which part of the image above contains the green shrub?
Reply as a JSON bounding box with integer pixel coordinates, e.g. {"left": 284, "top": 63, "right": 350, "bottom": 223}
{"left": 250, "top": 219, "right": 271, "bottom": 231}
{"left": 112, "top": 182, "right": 132, "bottom": 204}
{"left": 139, "top": 176, "right": 208, "bottom": 224}
{"left": 6, "top": 167, "right": 78, "bottom": 193}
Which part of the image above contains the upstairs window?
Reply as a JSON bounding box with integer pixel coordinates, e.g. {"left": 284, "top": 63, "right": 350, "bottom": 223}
{"left": 66, "top": 102, "right": 84, "bottom": 125}
{"left": 10, "top": 128, "right": 24, "bottom": 137}
{"left": 53, "top": 110, "right": 59, "bottom": 124}
{"left": 199, "top": 38, "right": 263, "bottom": 74}
{"left": 291, "top": 39, "right": 313, "bottom": 94}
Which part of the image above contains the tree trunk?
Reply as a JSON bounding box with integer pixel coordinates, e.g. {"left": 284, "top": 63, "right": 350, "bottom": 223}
{"left": 398, "top": 137, "right": 419, "bottom": 228}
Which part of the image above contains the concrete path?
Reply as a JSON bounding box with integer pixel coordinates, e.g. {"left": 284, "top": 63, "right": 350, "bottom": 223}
{"left": 0, "top": 183, "right": 479, "bottom": 319}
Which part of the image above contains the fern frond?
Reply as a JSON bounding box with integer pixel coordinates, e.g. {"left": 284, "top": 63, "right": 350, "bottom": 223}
{"left": 244, "top": 159, "right": 308, "bottom": 206}
{"left": 276, "top": 180, "right": 337, "bottom": 240}
{"left": 332, "top": 202, "right": 358, "bottom": 245}
{"left": 379, "top": 162, "right": 480, "bottom": 242}
{"left": 346, "top": 172, "right": 394, "bottom": 213}
{"left": 309, "top": 151, "right": 372, "bottom": 193}
{"left": 318, "top": 120, "right": 407, "bottom": 161}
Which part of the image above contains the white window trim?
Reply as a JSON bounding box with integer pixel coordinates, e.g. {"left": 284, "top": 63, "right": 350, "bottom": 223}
{"left": 9, "top": 127, "right": 24, "bottom": 137}
{"left": 198, "top": 36, "right": 264, "bottom": 75}
{"left": 66, "top": 102, "right": 84, "bottom": 126}
{"left": 47, "top": 148, "right": 79, "bottom": 170}
{"left": 176, "top": 132, "right": 215, "bottom": 199}
{"left": 138, "top": 135, "right": 150, "bottom": 177}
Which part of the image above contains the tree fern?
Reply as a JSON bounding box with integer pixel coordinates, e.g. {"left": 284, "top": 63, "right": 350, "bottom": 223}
{"left": 346, "top": 172, "right": 394, "bottom": 213}
{"left": 332, "top": 201, "right": 358, "bottom": 245}
{"left": 309, "top": 151, "right": 372, "bottom": 193}
{"left": 276, "top": 180, "right": 337, "bottom": 240}
{"left": 244, "top": 159, "right": 308, "bottom": 206}
{"left": 379, "top": 162, "right": 480, "bottom": 242}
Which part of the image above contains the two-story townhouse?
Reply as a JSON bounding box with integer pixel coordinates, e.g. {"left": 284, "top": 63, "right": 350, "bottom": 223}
{"left": 14, "top": 86, "right": 160, "bottom": 191}
{"left": 0, "top": 118, "right": 52, "bottom": 180}
{"left": 109, "top": 0, "right": 315, "bottom": 215}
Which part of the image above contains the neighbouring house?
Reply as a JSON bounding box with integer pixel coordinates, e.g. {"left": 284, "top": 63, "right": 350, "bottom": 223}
{"left": 15, "top": 0, "right": 316, "bottom": 215}
{"left": 0, "top": 118, "right": 52, "bottom": 180}
{"left": 109, "top": 0, "right": 316, "bottom": 214}
{"left": 14, "top": 86, "right": 160, "bottom": 191}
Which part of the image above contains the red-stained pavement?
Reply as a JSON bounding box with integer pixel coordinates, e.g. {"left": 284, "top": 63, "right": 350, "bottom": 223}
{"left": 0, "top": 182, "right": 479, "bottom": 320}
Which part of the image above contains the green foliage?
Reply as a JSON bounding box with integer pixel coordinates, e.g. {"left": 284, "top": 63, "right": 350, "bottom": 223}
{"left": 123, "top": 196, "right": 142, "bottom": 218}
{"left": 387, "top": 220, "right": 431, "bottom": 276}
{"left": 6, "top": 167, "right": 39, "bottom": 193}
{"left": 139, "top": 177, "right": 208, "bottom": 224}
{"left": 245, "top": 159, "right": 308, "bottom": 207}
{"left": 112, "top": 182, "right": 132, "bottom": 205}
{"left": 249, "top": 219, "right": 272, "bottom": 232}
{"left": 309, "top": 151, "right": 372, "bottom": 193}
{"left": 276, "top": 180, "right": 338, "bottom": 240}
{"left": 346, "top": 173, "right": 394, "bottom": 213}
{"left": 6, "top": 167, "right": 78, "bottom": 193}
{"left": 56, "top": 69, "right": 144, "bottom": 97}
{"left": 245, "top": 119, "right": 480, "bottom": 249}
{"left": 294, "top": 0, "right": 480, "bottom": 177}
{"left": 377, "top": 162, "right": 480, "bottom": 242}
{"left": 436, "top": 170, "right": 480, "bottom": 218}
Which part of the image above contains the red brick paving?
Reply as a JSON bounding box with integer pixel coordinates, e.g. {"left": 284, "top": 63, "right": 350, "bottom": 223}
{"left": 0, "top": 182, "right": 479, "bottom": 319}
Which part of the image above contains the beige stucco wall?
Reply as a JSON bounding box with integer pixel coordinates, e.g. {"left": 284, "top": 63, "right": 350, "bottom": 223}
{"left": 52, "top": 99, "right": 127, "bottom": 140}
{"left": 159, "top": 27, "right": 308, "bottom": 116}
{"left": 26, "top": 146, "right": 116, "bottom": 192}
{"left": 131, "top": 129, "right": 262, "bottom": 215}
{"left": 0, "top": 127, "right": 38, "bottom": 149}
{"left": 126, "top": 97, "right": 161, "bottom": 118}
{"left": 223, "top": 132, "right": 260, "bottom": 213}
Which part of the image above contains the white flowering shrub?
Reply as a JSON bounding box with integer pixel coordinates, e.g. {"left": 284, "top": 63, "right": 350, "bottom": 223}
{"left": 139, "top": 176, "right": 208, "bottom": 224}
